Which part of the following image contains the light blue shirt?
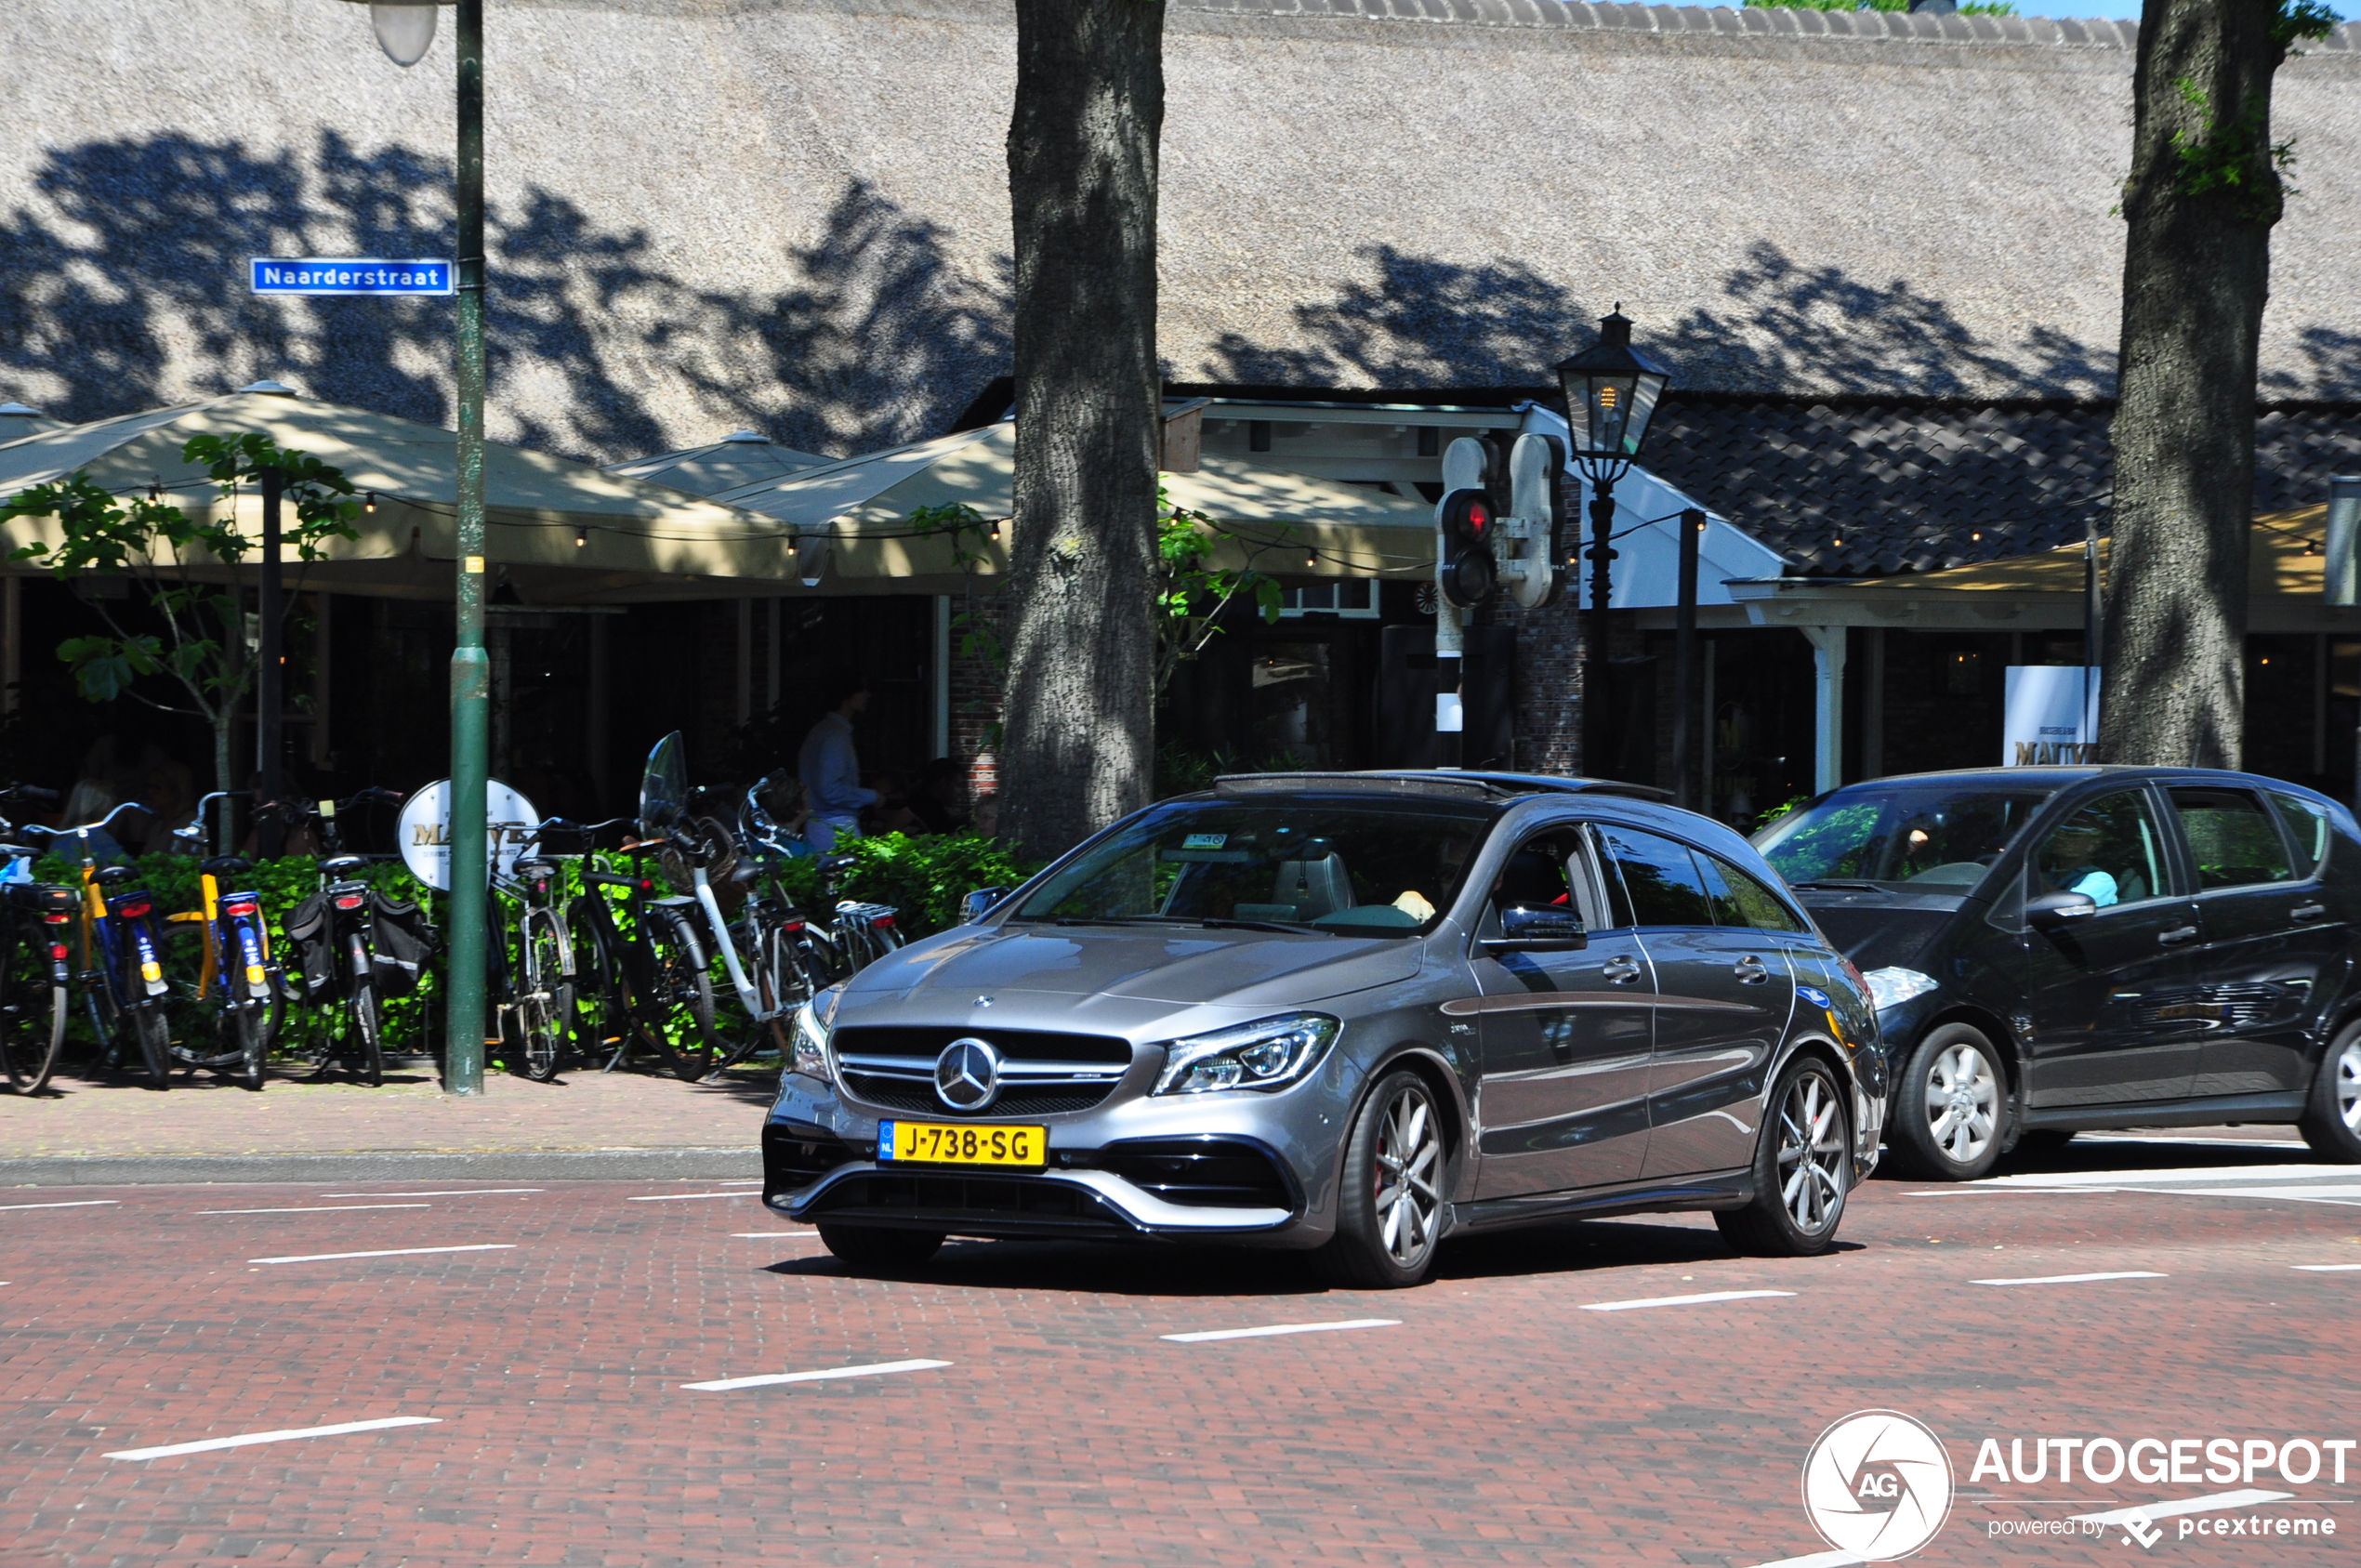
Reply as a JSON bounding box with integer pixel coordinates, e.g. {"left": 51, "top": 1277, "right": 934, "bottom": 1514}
{"left": 2068, "top": 869, "right": 2119, "bottom": 908}
{"left": 798, "top": 712, "right": 877, "bottom": 823}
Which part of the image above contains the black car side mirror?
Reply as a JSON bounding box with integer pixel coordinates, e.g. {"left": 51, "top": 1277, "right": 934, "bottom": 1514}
{"left": 961, "top": 887, "right": 1009, "bottom": 924}
{"left": 1483, "top": 904, "right": 1589, "bottom": 954}
{"left": 2026, "top": 889, "right": 2100, "bottom": 927}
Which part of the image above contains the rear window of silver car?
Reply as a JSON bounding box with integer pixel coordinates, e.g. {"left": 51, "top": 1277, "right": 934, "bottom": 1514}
{"left": 1011, "top": 797, "right": 1500, "bottom": 936}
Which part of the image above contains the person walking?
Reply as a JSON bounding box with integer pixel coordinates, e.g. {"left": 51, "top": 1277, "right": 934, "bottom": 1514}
{"left": 798, "top": 668, "right": 877, "bottom": 853}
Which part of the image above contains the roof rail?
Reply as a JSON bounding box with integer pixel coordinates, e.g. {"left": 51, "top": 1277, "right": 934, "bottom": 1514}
{"left": 1212, "top": 771, "right": 1673, "bottom": 803}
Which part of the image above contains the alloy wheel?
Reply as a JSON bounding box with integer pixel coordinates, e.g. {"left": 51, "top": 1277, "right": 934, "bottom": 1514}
{"left": 1776, "top": 1070, "right": 1848, "bottom": 1236}
{"left": 1924, "top": 1041, "right": 1998, "bottom": 1166}
{"left": 2339, "top": 1040, "right": 2361, "bottom": 1134}
{"left": 1373, "top": 1081, "right": 1442, "bottom": 1268}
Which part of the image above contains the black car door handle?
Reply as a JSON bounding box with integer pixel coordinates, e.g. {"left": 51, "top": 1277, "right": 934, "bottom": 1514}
{"left": 2158, "top": 926, "right": 2199, "bottom": 946}
{"left": 1602, "top": 955, "right": 1642, "bottom": 983}
{"left": 2292, "top": 903, "right": 2328, "bottom": 922}
{"left": 1733, "top": 954, "right": 1771, "bottom": 983}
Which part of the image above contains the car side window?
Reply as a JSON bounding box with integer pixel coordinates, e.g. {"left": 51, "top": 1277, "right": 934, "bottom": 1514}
{"left": 2267, "top": 791, "right": 2330, "bottom": 879}
{"left": 1487, "top": 829, "right": 1613, "bottom": 933}
{"left": 1595, "top": 825, "right": 1715, "bottom": 928}
{"left": 2031, "top": 788, "right": 2170, "bottom": 908}
{"left": 2168, "top": 787, "right": 2295, "bottom": 890}
{"left": 1703, "top": 851, "right": 1811, "bottom": 933}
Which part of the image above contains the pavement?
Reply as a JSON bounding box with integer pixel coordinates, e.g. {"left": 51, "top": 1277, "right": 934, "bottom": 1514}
{"left": 0, "top": 1064, "right": 771, "bottom": 1186}
{"left": 2, "top": 1128, "right": 2355, "bottom": 1567}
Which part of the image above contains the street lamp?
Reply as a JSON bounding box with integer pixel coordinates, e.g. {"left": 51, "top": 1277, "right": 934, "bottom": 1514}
{"left": 1553, "top": 306, "right": 1669, "bottom": 783}
{"left": 344, "top": 0, "right": 491, "bottom": 1096}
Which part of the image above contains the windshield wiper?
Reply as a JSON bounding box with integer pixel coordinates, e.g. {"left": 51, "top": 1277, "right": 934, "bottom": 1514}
{"left": 1787, "top": 879, "right": 1882, "bottom": 891}
{"left": 1009, "top": 913, "right": 1312, "bottom": 933}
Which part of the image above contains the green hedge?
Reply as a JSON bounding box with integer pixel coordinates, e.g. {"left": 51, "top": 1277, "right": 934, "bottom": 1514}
{"left": 767, "top": 831, "right": 1039, "bottom": 939}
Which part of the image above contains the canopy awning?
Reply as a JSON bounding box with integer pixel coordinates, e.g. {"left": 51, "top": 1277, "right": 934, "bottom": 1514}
{"left": 0, "top": 388, "right": 799, "bottom": 604}
{"left": 711, "top": 421, "right": 1442, "bottom": 590}
{"left": 602, "top": 429, "right": 829, "bottom": 496}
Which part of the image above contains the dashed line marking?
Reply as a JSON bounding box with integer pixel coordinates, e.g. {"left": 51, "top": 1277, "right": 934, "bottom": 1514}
{"left": 318, "top": 1189, "right": 543, "bottom": 1198}
{"left": 1971, "top": 1271, "right": 2167, "bottom": 1286}
{"left": 1580, "top": 1289, "right": 1795, "bottom": 1313}
{"left": 681, "top": 1358, "right": 951, "bottom": 1391}
{"left": 202, "top": 1205, "right": 432, "bottom": 1215}
{"left": 627, "top": 1192, "right": 758, "bottom": 1202}
{"left": 249, "top": 1244, "right": 517, "bottom": 1265}
{"left": 0, "top": 1199, "right": 121, "bottom": 1212}
{"left": 1161, "top": 1318, "right": 1400, "bottom": 1343}
{"left": 2292, "top": 1262, "right": 2361, "bottom": 1272}
{"left": 106, "top": 1416, "right": 441, "bottom": 1461}
{"left": 1745, "top": 1549, "right": 1868, "bottom": 1568}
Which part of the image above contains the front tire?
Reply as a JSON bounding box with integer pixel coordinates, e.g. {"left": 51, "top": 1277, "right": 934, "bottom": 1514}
{"left": 2298, "top": 1022, "right": 2361, "bottom": 1162}
{"left": 515, "top": 910, "right": 574, "bottom": 1082}
{"left": 1717, "top": 1055, "right": 1851, "bottom": 1258}
{"left": 817, "top": 1224, "right": 944, "bottom": 1269}
{"left": 1887, "top": 1023, "right": 2007, "bottom": 1181}
{"left": 130, "top": 1008, "right": 172, "bottom": 1089}
{"left": 1313, "top": 1068, "right": 1446, "bottom": 1289}
{"left": 0, "top": 933, "right": 67, "bottom": 1095}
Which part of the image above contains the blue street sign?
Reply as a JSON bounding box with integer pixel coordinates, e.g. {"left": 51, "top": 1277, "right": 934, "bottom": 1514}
{"left": 249, "top": 257, "right": 454, "bottom": 296}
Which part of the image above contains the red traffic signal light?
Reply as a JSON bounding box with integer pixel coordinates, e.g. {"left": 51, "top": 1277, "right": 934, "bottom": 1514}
{"left": 1437, "top": 487, "right": 1497, "bottom": 609}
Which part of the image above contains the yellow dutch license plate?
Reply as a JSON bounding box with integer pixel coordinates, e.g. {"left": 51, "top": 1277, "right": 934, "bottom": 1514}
{"left": 879, "top": 1121, "right": 1047, "bottom": 1168}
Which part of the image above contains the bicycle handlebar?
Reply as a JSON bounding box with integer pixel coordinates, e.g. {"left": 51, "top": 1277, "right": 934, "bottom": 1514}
{"left": 22, "top": 800, "right": 156, "bottom": 838}
{"left": 0, "top": 783, "right": 59, "bottom": 806}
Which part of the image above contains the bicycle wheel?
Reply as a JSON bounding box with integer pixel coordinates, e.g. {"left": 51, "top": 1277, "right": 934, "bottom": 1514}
{"left": 0, "top": 928, "right": 68, "bottom": 1095}
{"left": 231, "top": 1003, "right": 265, "bottom": 1091}
{"left": 515, "top": 907, "right": 574, "bottom": 1082}
{"left": 130, "top": 1007, "right": 172, "bottom": 1089}
{"left": 569, "top": 900, "right": 635, "bottom": 1073}
{"left": 642, "top": 907, "right": 716, "bottom": 1081}
{"left": 352, "top": 980, "right": 383, "bottom": 1087}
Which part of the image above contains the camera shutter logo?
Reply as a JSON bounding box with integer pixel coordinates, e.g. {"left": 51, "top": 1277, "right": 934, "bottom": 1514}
{"left": 934, "top": 1037, "right": 1002, "bottom": 1112}
{"left": 1801, "top": 1410, "right": 1954, "bottom": 1561}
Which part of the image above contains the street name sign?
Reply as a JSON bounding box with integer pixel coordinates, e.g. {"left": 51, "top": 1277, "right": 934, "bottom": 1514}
{"left": 250, "top": 257, "right": 455, "bottom": 296}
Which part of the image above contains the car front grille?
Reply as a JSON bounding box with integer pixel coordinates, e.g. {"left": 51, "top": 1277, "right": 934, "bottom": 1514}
{"left": 839, "top": 1075, "right": 1115, "bottom": 1117}
{"left": 831, "top": 1025, "right": 1132, "bottom": 1066}
{"left": 832, "top": 1024, "right": 1133, "bottom": 1120}
{"left": 802, "top": 1171, "right": 1135, "bottom": 1234}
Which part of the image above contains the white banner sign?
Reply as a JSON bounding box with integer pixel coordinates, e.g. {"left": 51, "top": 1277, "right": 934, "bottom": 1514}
{"left": 397, "top": 779, "right": 542, "bottom": 892}
{"left": 2003, "top": 666, "right": 2100, "bottom": 766}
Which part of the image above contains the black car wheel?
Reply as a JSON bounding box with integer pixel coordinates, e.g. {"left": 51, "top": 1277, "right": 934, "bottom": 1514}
{"left": 1313, "top": 1067, "right": 1446, "bottom": 1289}
{"left": 1888, "top": 1022, "right": 2007, "bottom": 1181}
{"left": 1716, "top": 1054, "right": 1851, "bottom": 1258}
{"left": 2298, "top": 1022, "right": 2361, "bottom": 1163}
{"left": 816, "top": 1223, "right": 944, "bottom": 1269}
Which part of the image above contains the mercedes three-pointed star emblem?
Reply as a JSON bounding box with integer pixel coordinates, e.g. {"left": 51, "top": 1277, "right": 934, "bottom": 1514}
{"left": 933, "top": 1036, "right": 1002, "bottom": 1112}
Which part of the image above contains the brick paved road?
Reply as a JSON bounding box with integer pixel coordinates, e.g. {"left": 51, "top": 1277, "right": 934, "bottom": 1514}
{"left": 4, "top": 1132, "right": 2355, "bottom": 1567}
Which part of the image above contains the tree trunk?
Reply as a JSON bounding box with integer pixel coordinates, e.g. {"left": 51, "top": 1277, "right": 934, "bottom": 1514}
{"left": 998, "top": 0, "right": 1165, "bottom": 859}
{"left": 2102, "top": 0, "right": 2292, "bottom": 768}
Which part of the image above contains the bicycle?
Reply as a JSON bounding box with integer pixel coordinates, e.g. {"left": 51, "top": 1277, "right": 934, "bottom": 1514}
{"left": 282, "top": 788, "right": 433, "bottom": 1086}
{"left": 493, "top": 818, "right": 585, "bottom": 1082}
{"left": 22, "top": 802, "right": 176, "bottom": 1089}
{"left": 157, "top": 791, "right": 284, "bottom": 1090}
{"left": 0, "top": 784, "right": 74, "bottom": 1095}
{"left": 569, "top": 833, "right": 719, "bottom": 1082}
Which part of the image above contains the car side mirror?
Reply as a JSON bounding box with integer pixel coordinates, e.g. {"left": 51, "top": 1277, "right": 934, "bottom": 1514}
{"left": 2026, "top": 889, "right": 2100, "bottom": 927}
{"left": 961, "top": 887, "right": 1009, "bottom": 924}
{"left": 1483, "top": 904, "right": 1589, "bottom": 954}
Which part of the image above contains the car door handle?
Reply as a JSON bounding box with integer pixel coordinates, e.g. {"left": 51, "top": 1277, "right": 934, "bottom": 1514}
{"left": 2292, "top": 903, "right": 2328, "bottom": 922}
{"left": 2158, "top": 926, "right": 2199, "bottom": 946}
{"left": 1602, "top": 955, "right": 1642, "bottom": 984}
{"left": 1733, "top": 954, "right": 1771, "bottom": 983}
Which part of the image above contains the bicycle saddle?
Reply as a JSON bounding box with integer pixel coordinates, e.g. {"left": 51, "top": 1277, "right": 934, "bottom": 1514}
{"left": 820, "top": 854, "right": 858, "bottom": 873}
{"left": 321, "top": 854, "right": 369, "bottom": 876}
{"left": 94, "top": 864, "right": 138, "bottom": 887}
{"left": 512, "top": 857, "right": 560, "bottom": 878}
{"left": 201, "top": 855, "right": 252, "bottom": 877}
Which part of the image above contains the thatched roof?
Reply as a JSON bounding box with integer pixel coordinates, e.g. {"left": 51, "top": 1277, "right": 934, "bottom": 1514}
{"left": 1, "top": 0, "right": 2354, "bottom": 467}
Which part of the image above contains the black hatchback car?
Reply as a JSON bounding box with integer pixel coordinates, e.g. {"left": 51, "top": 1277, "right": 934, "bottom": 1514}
{"left": 1754, "top": 767, "right": 2361, "bottom": 1179}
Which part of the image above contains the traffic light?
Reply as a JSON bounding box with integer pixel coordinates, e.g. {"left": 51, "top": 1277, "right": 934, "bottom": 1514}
{"left": 1436, "top": 487, "right": 1497, "bottom": 610}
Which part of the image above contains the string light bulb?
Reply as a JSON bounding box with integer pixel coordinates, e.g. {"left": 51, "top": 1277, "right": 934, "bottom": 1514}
{"left": 147, "top": 481, "right": 161, "bottom": 503}
{"left": 364, "top": 492, "right": 377, "bottom": 513}
{"left": 575, "top": 526, "right": 587, "bottom": 548}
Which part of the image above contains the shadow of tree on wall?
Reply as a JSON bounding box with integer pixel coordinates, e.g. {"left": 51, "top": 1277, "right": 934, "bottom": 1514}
{"left": 1196, "top": 239, "right": 2118, "bottom": 401}
{"left": 0, "top": 132, "right": 1010, "bottom": 463}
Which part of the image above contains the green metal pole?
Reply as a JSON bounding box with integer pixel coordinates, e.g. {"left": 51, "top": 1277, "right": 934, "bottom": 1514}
{"left": 444, "top": 0, "right": 489, "bottom": 1093}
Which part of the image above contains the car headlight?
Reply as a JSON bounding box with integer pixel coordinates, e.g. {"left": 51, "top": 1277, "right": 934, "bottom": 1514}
{"left": 1861, "top": 966, "right": 1939, "bottom": 1013}
{"left": 790, "top": 998, "right": 834, "bottom": 1082}
{"left": 1153, "top": 1013, "right": 1339, "bottom": 1096}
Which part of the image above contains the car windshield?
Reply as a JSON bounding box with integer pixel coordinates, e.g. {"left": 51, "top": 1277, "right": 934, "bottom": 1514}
{"left": 1010, "top": 795, "right": 1500, "bottom": 936}
{"left": 1754, "top": 785, "right": 2055, "bottom": 889}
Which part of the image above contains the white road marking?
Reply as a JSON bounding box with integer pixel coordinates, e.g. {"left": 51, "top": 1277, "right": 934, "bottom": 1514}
{"left": 105, "top": 1416, "right": 441, "bottom": 1461}
{"left": 627, "top": 1192, "right": 758, "bottom": 1202}
{"left": 1972, "top": 1271, "right": 2168, "bottom": 1286}
{"left": 2070, "top": 1488, "right": 2295, "bottom": 1526}
{"left": 1906, "top": 1187, "right": 2117, "bottom": 1196}
{"left": 1162, "top": 1318, "right": 1402, "bottom": 1343}
{"left": 0, "top": 1199, "right": 121, "bottom": 1212}
{"left": 1978, "top": 1164, "right": 2354, "bottom": 1189}
{"left": 731, "top": 1232, "right": 819, "bottom": 1240}
{"left": 2163, "top": 1184, "right": 2361, "bottom": 1204}
{"left": 201, "top": 1205, "right": 432, "bottom": 1215}
{"left": 249, "top": 1244, "right": 517, "bottom": 1265}
{"left": 1580, "top": 1289, "right": 1795, "bottom": 1313}
{"left": 318, "top": 1189, "right": 543, "bottom": 1198}
{"left": 2083, "top": 1134, "right": 2310, "bottom": 1150}
{"left": 1746, "top": 1549, "right": 1867, "bottom": 1568}
{"left": 681, "top": 1358, "right": 952, "bottom": 1391}
{"left": 2292, "top": 1262, "right": 2361, "bottom": 1272}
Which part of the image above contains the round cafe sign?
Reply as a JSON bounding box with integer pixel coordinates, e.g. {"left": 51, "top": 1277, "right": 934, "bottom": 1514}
{"left": 396, "top": 779, "right": 542, "bottom": 892}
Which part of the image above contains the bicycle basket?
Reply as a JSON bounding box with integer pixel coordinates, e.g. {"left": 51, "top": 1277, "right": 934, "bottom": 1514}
{"left": 367, "top": 889, "right": 439, "bottom": 998}
{"left": 658, "top": 816, "right": 743, "bottom": 913}
{"left": 284, "top": 890, "right": 339, "bottom": 998}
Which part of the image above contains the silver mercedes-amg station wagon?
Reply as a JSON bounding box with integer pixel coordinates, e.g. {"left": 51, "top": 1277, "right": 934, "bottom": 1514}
{"left": 763, "top": 771, "right": 1886, "bottom": 1287}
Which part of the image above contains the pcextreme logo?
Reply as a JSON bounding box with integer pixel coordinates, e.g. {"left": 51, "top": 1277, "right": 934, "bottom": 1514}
{"left": 1801, "top": 1410, "right": 1956, "bottom": 1561}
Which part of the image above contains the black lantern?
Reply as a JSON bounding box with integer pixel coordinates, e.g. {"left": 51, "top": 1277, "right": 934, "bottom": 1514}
{"left": 1554, "top": 305, "right": 1669, "bottom": 462}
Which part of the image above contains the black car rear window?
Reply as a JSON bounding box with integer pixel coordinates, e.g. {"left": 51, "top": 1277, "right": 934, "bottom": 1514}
{"left": 1755, "top": 786, "right": 2053, "bottom": 889}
